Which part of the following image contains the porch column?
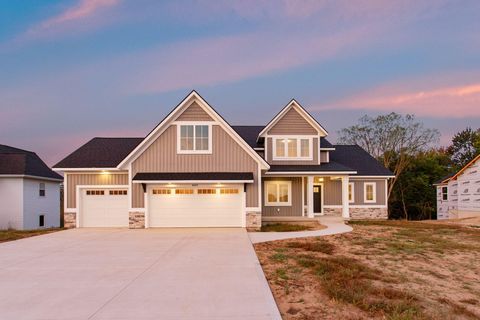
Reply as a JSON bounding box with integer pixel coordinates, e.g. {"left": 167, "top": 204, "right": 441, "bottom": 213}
{"left": 341, "top": 176, "right": 350, "bottom": 219}
{"left": 307, "top": 176, "right": 314, "bottom": 218}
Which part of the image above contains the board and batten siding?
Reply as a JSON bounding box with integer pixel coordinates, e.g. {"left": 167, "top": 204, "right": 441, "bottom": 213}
{"left": 131, "top": 125, "right": 259, "bottom": 208}
{"left": 176, "top": 101, "right": 213, "bottom": 121}
{"left": 66, "top": 173, "right": 128, "bottom": 208}
{"left": 267, "top": 108, "right": 317, "bottom": 135}
{"left": 324, "top": 178, "right": 387, "bottom": 206}
{"left": 262, "top": 177, "right": 303, "bottom": 216}
{"left": 266, "top": 137, "right": 319, "bottom": 165}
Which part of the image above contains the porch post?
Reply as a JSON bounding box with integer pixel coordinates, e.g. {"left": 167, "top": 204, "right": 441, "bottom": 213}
{"left": 307, "top": 176, "right": 314, "bottom": 218}
{"left": 341, "top": 176, "right": 350, "bottom": 219}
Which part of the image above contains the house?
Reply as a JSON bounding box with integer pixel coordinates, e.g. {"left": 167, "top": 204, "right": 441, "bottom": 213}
{"left": 0, "top": 145, "right": 63, "bottom": 230}
{"left": 435, "top": 154, "right": 480, "bottom": 220}
{"left": 53, "top": 91, "right": 394, "bottom": 229}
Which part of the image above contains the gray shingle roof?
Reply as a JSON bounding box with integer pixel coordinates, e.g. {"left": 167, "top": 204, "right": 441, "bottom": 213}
{"left": 330, "top": 145, "right": 393, "bottom": 176}
{"left": 0, "top": 145, "right": 63, "bottom": 180}
{"left": 53, "top": 138, "right": 143, "bottom": 168}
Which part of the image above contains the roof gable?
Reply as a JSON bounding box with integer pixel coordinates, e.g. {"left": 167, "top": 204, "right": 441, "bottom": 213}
{"left": 176, "top": 101, "right": 213, "bottom": 121}
{"left": 118, "top": 91, "right": 270, "bottom": 169}
{"left": 258, "top": 99, "right": 328, "bottom": 139}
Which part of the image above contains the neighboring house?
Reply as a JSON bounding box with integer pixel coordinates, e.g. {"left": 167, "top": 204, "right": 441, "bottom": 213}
{"left": 0, "top": 145, "right": 63, "bottom": 230}
{"left": 435, "top": 154, "right": 480, "bottom": 220}
{"left": 53, "top": 91, "right": 394, "bottom": 229}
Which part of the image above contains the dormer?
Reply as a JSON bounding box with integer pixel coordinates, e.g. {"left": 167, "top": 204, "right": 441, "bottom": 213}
{"left": 257, "top": 99, "right": 331, "bottom": 165}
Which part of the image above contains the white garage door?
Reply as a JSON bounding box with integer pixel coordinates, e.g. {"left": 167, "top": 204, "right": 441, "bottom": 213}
{"left": 80, "top": 188, "right": 129, "bottom": 227}
{"left": 148, "top": 185, "right": 244, "bottom": 227}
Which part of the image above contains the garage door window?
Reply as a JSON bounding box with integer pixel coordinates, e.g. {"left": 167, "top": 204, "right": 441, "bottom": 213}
{"left": 220, "top": 188, "right": 239, "bottom": 194}
{"left": 198, "top": 189, "right": 216, "bottom": 194}
{"left": 109, "top": 190, "right": 127, "bottom": 195}
{"left": 175, "top": 189, "right": 194, "bottom": 194}
{"left": 153, "top": 189, "right": 171, "bottom": 195}
{"left": 86, "top": 190, "right": 104, "bottom": 195}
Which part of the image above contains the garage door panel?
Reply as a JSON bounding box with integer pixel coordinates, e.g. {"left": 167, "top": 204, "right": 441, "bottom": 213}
{"left": 149, "top": 186, "right": 244, "bottom": 227}
{"left": 81, "top": 189, "right": 129, "bottom": 227}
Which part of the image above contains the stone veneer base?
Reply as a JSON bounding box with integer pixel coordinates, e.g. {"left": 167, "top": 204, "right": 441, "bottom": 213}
{"left": 64, "top": 212, "right": 76, "bottom": 228}
{"left": 349, "top": 207, "right": 388, "bottom": 220}
{"left": 129, "top": 212, "right": 145, "bottom": 229}
{"left": 246, "top": 212, "right": 262, "bottom": 231}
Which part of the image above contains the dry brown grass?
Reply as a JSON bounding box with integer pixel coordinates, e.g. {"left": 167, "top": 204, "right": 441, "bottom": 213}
{"left": 261, "top": 223, "right": 313, "bottom": 232}
{"left": 0, "top": 228, "right": 63, "bottom": 243}
{"left": 254, "top": 220, "right": 480, "bottom": 320}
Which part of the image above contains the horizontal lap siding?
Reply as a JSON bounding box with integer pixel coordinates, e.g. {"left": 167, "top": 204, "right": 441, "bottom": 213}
{"left": 132, "top": 125, "right": 258, "bottom": 208}
{"left": 176, "top": 102, "right": 213, "bottom": 121}
{"left": 262, "top": 177, "right": 303, "bottom": 216}
{"left": 267, "top": 108, "right": 317, "bottom": 135}
{"left": 66, "top": 173, "right": 128, "bottom": 208}
{"left": 266, "top": 137, "right": 319, "bottom": 165}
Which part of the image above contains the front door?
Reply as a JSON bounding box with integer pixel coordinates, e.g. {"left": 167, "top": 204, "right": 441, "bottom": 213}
{"left": 313, "top": 185, "right": 322, "bottom": 214}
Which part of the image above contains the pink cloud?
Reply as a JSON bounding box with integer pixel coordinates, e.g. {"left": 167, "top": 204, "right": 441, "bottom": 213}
{"left": 314, "top": 79, "right": 480, "bottom": 118}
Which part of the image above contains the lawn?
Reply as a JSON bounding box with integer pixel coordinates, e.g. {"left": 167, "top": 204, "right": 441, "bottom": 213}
{"left": 254, "top": 220, "right": 480, "bottom": 319}
{"left": 0, "top": 228, "right": 63, "bottom": 243}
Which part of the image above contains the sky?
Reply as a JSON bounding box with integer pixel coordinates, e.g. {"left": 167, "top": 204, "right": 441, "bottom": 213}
{"left": 1, "top": 0, "right": 479, "bottom": 166}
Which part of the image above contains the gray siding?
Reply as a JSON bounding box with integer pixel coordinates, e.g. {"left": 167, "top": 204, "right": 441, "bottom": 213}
{"left": 350, "top": 179, "right": 387, "bottom": 205}
{"left": 131, "top": 125, "right": 259, "bottom": 208}
{"left": 320, "top": 151, "right": 329, "bottom": 163}
{"left": 176, "top": 101, "right": 213, "bottom": 121}
{"left": 66, "top": 172, "right": 128, "bottom": 208}
{"left": 324, "top": 177, "right": 342, "bottom": 205}
{"left": 266, "top": 137, "right": 319, "bottom": 165}
{"left": 267, "top": 107, "right": 317, "bottom": 135}
{"left": 262, "top": 177, "right": 303, "bottom": 216}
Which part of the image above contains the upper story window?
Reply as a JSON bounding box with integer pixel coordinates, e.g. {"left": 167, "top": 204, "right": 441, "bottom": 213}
{"left": 273, "top": 137, "right": 312, "bottom": 160}
{"left": 364, "top": 182, "right": 376, "bottom": 203}
{"left": 39, "top": 183, "right": 46, "bottom": 197}
{"left": 442, "top": 186, "right": 448, "bottom": 200}
{"left": 177, "top": 124, "right": 211, "bottom": 154}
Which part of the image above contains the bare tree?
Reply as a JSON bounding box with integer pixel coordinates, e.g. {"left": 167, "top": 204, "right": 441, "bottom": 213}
{"left": 338, "top": 113, "right": 439, "bottom": 197}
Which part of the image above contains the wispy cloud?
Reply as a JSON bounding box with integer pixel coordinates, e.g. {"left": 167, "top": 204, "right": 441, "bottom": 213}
{"left": 313, "top": 77, "right": 480, "bottom": 118}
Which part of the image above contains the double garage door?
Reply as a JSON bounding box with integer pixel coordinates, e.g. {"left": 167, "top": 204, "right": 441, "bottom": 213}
{"left": 79, "top": 185, "right": 244, "bottom": 227}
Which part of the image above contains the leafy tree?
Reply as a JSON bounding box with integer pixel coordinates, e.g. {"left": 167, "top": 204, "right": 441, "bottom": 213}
{"left": 338, "top": 112, "right": 439, "bottom": 197}
{"left": 388, "top": 149, "right": 452, "bottom": 220}
{"left": 447, "top": 127, "right": 480, "bottom": 169}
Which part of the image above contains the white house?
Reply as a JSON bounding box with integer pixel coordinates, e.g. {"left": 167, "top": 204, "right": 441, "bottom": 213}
{"left": 435, "top": 154, "right": 480, "bottom": 220}
{"left": 0, "top": 145, "right": 63, "bottom": 230}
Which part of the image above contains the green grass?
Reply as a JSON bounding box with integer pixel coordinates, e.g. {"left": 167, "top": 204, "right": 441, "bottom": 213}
{"left": 0, "top": 228, "right": 63, "bottom": 243}
{"left": 260, "top": 223, "right": 312, "bottom": 232}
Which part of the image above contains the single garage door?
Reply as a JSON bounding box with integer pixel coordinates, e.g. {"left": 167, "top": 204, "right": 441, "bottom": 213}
{"left": 148, "top": 185, "right": 244, "bottom": 227}
{"left": 80, "top": 188, "right": 129, "bottom": 227}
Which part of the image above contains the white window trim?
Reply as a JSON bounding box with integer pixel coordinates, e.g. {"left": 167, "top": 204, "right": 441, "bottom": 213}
{"left": 264, "top": 181, "right": 292, "bottom": 206}
{"left": 348, "top": 182, "right": 355, "bottom": 203}
{"left": 272, "top": 136, "right": 313, "bottom": 161}
{"left": 364, "top": 182, "right": 376, "bottom": 203}
{"left": 176, "top": 122, "right": 213, "bottom": 154}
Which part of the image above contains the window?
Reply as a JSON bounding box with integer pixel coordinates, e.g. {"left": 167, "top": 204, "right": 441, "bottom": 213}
{"left": 220, "top": 188, "right": 239, "bottom": 194}
{"left": 39, "top": 183, "right": 45, "bottom": 197}
{"left": 364, "top": 183, "right": 376, "bottom": 203}
{"left": 273, "top": 137, "right": 312, "bottom": 160}
{"left": 348, "top": 182, "right": 355, "bottom": 203}
{"left": 175, "top": 189, "right": 194, "bottom": 194}
{"left": 153, "top": 189, "right": 171, "bottom": 195}
{"left": 109, "top": 190, "right": 127, "bottom": 195}
{"left": 198, "top": 189, "right": 216, "bottom": 194}
{"left": 86, "top": 190, "right": 104, "bottom": 195}
{"left": 442, "top": 187, "right": 448, "bottom": 200}
{"left": 39, "top": 215, "right": 45, "bottom": 227}
{"left": 265, "top": 181, "right": 292, "bottom": 206}
{"left": 178, "top": 124, "right": 211, "bottom": 153}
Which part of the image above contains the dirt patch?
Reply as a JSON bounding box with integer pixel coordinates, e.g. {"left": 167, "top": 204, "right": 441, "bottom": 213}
{"left": 0, "top": 228, "right": 63, "bottom": 243}
{"left": 254, "top": 220, "right": 480, "bottom": 319}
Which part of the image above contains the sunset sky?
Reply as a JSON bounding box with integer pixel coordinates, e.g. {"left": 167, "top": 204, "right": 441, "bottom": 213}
{"left": 1, "top": 0, "right": 479, "bottom": 165}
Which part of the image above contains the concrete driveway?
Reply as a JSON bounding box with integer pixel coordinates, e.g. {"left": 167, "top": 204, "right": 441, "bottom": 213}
{"left": 0, "top": 228, "right": 281, "bottom": 320}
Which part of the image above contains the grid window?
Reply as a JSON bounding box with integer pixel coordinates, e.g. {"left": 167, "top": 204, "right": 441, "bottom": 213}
{"left": 86, "top": 190, "right": 105, "bottom": 195}
{"left": 179, "top": 124, "right": 210, "bottom": 152}
{"left": 39, "top": 183, "right": 45, "bottom": 197}
{"left": 153, "top": 189, "right": 171, "bottom": 195}
{"left": 198, "top": 189, "right": 216, "bottom": 194}
{"left": 175, "top": 189, "right": 194, "bottom": 194}
{"left": 220, "top": 188, "right": 239, "bottom": 194}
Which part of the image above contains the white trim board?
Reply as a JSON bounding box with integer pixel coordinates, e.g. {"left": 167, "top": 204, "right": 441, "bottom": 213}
{"left": 132, "top": 180, "right": 254, "bottom": 184}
